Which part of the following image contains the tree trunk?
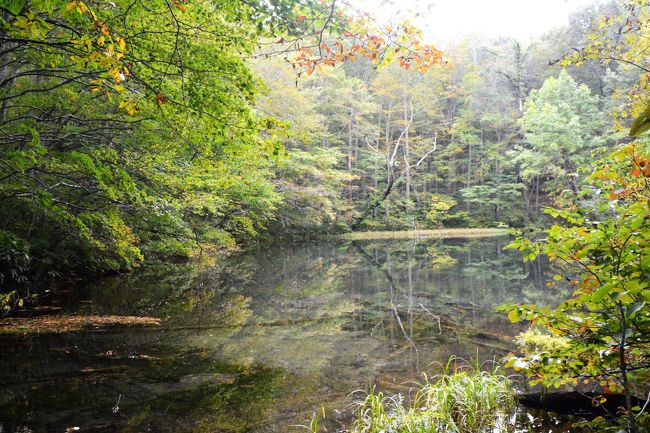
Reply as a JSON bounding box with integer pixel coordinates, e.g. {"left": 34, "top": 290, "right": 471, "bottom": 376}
{"left": 403, "top": 77, "right": 411, "bottom": 203}
{"left": 347, "top": 105, "right": 354, "bottom": 206}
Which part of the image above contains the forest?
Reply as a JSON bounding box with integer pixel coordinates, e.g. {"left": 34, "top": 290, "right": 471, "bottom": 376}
{"left": 0, "top": 0, "right": 645, "bottom": 289}
{"left": 0, "top": 0, "right": 648, "bottom": 432}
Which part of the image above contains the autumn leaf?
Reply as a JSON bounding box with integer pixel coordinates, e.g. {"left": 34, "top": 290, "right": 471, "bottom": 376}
{"left": 172, "top": 0, "right": 186, "bottom": 11}
{"left": 629, "top": 101, "right": 650, "bottom": 136}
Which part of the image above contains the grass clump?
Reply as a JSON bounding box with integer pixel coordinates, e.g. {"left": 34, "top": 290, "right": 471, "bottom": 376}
{"left": 351, "top": 366, "right": 516, "bottom": 433}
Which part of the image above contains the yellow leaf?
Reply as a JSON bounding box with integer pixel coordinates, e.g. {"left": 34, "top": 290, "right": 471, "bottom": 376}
{"left": 108, "top": 67, "right": 120, "bottom": 81}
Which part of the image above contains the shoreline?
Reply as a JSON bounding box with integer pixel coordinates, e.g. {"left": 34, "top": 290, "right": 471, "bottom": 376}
{"left": 337, "top": 228, "right": 510, "bottom": 241}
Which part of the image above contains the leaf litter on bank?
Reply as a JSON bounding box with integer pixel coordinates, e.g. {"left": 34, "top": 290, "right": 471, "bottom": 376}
{"left": 0, "top": 315, "right": 161, "bottom": 334}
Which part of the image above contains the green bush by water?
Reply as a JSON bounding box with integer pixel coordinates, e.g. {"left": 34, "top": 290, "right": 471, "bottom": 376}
{"left": 351, "top": 367, "right": 516, "bottom": 433}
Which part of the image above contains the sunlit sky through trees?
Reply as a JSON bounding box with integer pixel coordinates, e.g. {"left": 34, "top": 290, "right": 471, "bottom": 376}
{"left": 351, "top": 0, "right": 598, "bottom": 42}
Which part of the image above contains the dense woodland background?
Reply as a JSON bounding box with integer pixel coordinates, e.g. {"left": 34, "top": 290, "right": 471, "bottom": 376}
{"left": 0, "top": 0, "right": 647, "bottom": 296}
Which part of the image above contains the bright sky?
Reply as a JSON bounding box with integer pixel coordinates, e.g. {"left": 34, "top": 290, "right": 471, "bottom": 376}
{"left": 352, "top": 0, "right": 600, "bottom": 43}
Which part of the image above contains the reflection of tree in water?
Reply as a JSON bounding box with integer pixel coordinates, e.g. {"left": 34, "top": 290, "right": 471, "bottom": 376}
{"left": 346, "top": 238, "right": 565, "bottom": 366}
{"left": 70, "top": 259, "right": 258, "bottom": 328}
{"left": 350, "top": 239, "right": 443, "bottom": 375}
{"left": 426, "top": 244, "right": 458, "bottom": 270}
{"left": 120, "top": 365, "right": 290, "bottom": 433}
{"left": 460, "top": 243, "right": 566, "bottom": 307}
{"left": 0, "top": 260, "right": 268, "bottom": 433}
{"left": 0, "top": 238, "right": 568, "bottom": 433}
{"left": 351, "top": 238, "right": 533, "bottom": 309}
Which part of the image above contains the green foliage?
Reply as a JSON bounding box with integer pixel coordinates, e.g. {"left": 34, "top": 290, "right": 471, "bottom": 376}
{"left": 294, "top": 405, "right": 326, "bottom": 433}
{"left": 630, "top": 101, "right": 650, "bottom": 137}
{"left": 351, "top": 366, "right": 516, "bottom": 433}
{"left": 253, "top": 60, "right": 353, "bottom": 236}
{"left": 0, "top": 0, "right": 292, "bottom": 296}
{"left": 560, "top": 0, "right": 649, "bottom": 133}
{"left": 250, "top": 11, "right": 639, "bottom": 234}
{"left": 513, "top": 70, "right": 606, "bottom": 201}
{"left": 0, "top": 230, "right": 30, "bottom": 287}
{"left": 502, "top": 142, "right": 650, "bottom": 432}
{"left": 426, "top": 194, "right": 457, "bottom": 227}
{"left": 460, "top": 179, "right": 524, "bottom": 227}
{"left": 514, "top": 328, "right": 570, "bottom": 357}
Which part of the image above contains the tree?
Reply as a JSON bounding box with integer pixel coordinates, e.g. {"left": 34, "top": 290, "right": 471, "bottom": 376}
{"left": 252, "top": 59, "right": 352, "bottom": 235}
{"left": 425, "top": 194, "right": 456, "bottom": 227}
{"left": 502, "top": 141, "right": 650, "bottom": 432}
{"left": 557, "top": 0, "right": 648, "bottom": 139}
{"left": 0, "top": 0, "right": 289, "bottom": 290}
{"left": 459, "top": 178, "right": 524, "bottom": 226}
{"left": 0, "top": 0, "right": 445, "bottom": 299}
{"left": 352, "top": 62, "right": 447, "bottom": 229}
{"left": 512, "top": 70, "right": 606, "bottom": 209}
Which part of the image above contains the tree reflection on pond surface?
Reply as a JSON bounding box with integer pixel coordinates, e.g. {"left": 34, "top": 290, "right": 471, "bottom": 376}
{"left": 0, "top": 237, "right": 570, "bottom": 433}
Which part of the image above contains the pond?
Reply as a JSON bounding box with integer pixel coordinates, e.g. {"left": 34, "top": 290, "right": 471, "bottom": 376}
{"left": 0, "top": 236, "right": 571, "bottom": 433}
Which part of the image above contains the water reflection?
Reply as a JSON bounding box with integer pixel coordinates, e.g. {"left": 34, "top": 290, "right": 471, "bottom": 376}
{"left": 0, "top": 237, "right": 568, "bottom": 433}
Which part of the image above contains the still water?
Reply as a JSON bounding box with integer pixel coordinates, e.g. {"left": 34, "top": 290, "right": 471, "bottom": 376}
{"left": 0, "top": 237, "right": 567, "bottom": 433}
